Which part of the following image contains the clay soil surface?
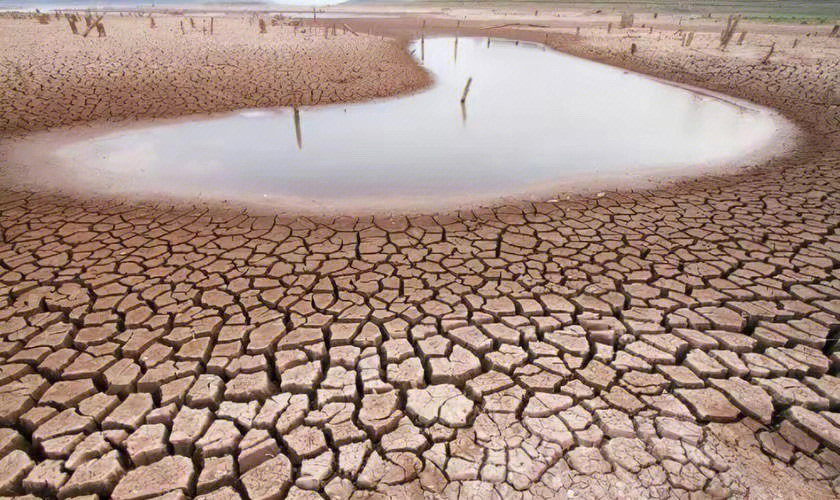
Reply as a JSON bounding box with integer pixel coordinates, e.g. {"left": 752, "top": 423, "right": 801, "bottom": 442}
{"left": 0, "top": 5, "right": 839, "bottom": 500}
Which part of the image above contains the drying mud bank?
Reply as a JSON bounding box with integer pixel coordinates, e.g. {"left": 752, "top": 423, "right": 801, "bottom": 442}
{"left": 0, "top": 13, "right": 430, "bottom": 137}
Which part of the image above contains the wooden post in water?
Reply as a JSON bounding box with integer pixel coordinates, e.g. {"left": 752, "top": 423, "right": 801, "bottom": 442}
{"left": 737, "top": 31, "right": 746, "bottom": 45}
{"left": 210, "top": 17, "right": 214, "bottom": 35}
{"left": 259, "top": 18, "right": 266, "bottom": 34}
{"left": 180, "top": 20, "right": 184, "bottom": 34}
{"left": 293, "top": 107, "right": 302, "bottom": 149}
{"left": 460, "top": 77, "right": 472, "bottom": 103}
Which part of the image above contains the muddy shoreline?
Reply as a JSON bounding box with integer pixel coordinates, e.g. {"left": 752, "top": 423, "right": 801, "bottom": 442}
{"left": 1, "top": 11, "right": 832, "bottom": 217}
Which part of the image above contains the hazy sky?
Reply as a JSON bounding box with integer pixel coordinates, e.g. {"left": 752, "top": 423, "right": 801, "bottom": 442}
{"left": 0, "top": 0, "right": 352, "bottom": 9}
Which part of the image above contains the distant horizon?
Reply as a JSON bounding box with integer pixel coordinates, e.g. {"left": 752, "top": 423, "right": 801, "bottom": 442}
{"left": 0, "top": 0, "right": 352, "bottom": 10}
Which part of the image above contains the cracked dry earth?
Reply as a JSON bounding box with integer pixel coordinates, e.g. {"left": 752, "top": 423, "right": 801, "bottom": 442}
{"left": 0, "top": 15, "right": 429, "bottom": 136}
{"left": 3, "top": 17, "right": 840, "bottom": 500}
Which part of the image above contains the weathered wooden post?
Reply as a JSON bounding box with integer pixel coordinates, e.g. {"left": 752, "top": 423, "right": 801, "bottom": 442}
{"left": 66, "top": 14, "right": 78, "bottom": 34}
{"left": 259, "top": 18, "right": 266, "bottom": 34}
{"left": 720, "top": 15, "right": 739, "bottom": 49}
{"left": 761, "top": 42, "right": 775, "bottom": 64}
{"left": 82, "top": 15, "right": 103, "bottom": 37}
{"left": 460, "top": 77, "right": 472, "bottom": 103}
{"left": 210, "top": 17, "right": 214, "bottom": 35}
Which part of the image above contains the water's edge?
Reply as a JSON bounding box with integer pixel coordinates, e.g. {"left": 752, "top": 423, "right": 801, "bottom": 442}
{"left": 0, "top": 36, "right": 801, "bottom": 216}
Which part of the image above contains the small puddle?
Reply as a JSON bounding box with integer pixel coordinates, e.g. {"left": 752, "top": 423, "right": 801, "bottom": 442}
{"left": 4, "top": 37, "right": 796, "bottom": 213}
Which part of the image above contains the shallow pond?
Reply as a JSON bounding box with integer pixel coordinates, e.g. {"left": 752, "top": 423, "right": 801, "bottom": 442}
{"left": 7, "top": 37, "right": 794, "bottom": 212}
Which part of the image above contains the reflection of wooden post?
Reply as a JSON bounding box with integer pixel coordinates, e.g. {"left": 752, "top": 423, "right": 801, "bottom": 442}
{"left": 454, "top": 36, "right": 458, "bottom": 62}
{"left": 293, "top": 107, "right": 302, "bottom": 149}
{"left": 421, "top": 33, "right": 424, "bottom": 62}
{"left": 460, "top": 77, "right": 472, "bottom": 103}
{"left": 460, "top": 101, "right": 467, "bottom": 124}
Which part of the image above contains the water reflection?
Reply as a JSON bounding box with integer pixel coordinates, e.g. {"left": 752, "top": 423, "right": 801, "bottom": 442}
{"left": 26, "top": 37, "right": 789, "bottom": 211}
{"left": 293, "top": 107, "right": 302, "bottom": 149}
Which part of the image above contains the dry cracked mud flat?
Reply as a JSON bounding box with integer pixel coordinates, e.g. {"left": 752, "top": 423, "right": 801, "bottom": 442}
{"left": 1, "top": 11, "right": 840, "bottom": 500}
{"left": 0, "top": 15, "right": 429, "bottom": 136}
